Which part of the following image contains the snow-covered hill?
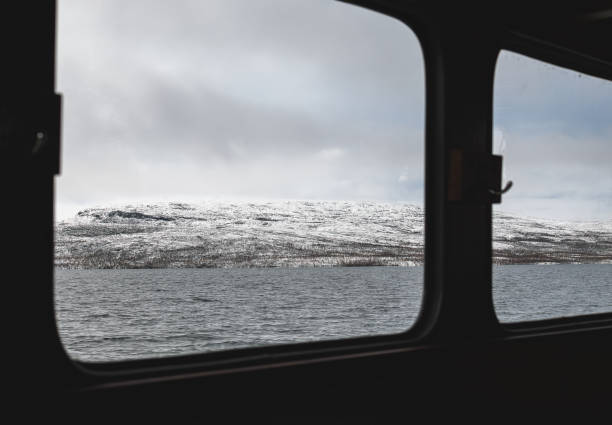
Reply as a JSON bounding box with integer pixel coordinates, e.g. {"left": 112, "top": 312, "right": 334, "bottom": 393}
{"left": 54, "top": 201, "right": 612, "bottom": 268}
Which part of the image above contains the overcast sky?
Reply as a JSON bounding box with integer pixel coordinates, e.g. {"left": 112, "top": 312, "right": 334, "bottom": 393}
{"left": 56, "top": 0, "right": 611, "bottom": 221}
{"left": 494, "top": 51, "right": 612, "bottom": 221}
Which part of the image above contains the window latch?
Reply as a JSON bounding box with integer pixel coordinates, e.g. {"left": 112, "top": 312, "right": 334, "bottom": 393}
{"left": 0, "top": 93, "right": 61, "bottom": 175}
{"left": 489, "top": 180, "right": 513, "bottom": 197}
{"left": 447, "top": 149, "right": 511, "bottom": 204}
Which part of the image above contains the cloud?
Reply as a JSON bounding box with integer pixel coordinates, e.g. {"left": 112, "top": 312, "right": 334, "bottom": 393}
{"left": 55, "top": 2, "right": 611, "bottom": 222}
{"left": 56, "top": 0, "right": 426, "bottom": 219}
{"left": 317, "top": 148, "right": 345, "bottom": 161}
{"left": 493, "top": 51, "right": 612, "bottom": 220}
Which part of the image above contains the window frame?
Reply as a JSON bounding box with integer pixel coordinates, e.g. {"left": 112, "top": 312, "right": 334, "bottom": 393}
{"left": 492, "top": 34, "right": 612, "bottom": 334}
{"left": 55, "top": 3, "right": 440, "bottom": 380}
{"left": 4, "top": 0, "right": 612, "bottom": 400}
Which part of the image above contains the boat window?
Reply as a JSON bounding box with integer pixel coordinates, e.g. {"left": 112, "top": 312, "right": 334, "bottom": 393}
{"left": 492, "top": 50, "right": 612, "bottom": 323}
{"left": 55, "top": 0, "right": 425, "bottom": 361}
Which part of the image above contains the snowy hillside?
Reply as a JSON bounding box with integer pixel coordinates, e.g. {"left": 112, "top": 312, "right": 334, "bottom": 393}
{"left": 493, "top": 212, "right": 612, "bottom": 264}
{"left": 54, "top": 201, "right": 612, "bottom": 268}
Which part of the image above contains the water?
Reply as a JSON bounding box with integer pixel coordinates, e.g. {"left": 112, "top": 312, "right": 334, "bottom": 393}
{"left": 55, "top": 266, "right": 422, "bottom": 362}
{"left": 55, "top": 264, "right": 611, "bottom": 362}
{"left": 493, "top": 264, "right": 612, "bottom": 322}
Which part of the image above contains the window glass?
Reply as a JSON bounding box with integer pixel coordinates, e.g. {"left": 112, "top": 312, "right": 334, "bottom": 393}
{"left": 493, "top": 51, "right": 612, "bottom": 322}
{"left": 55, "top": 0, "right": 425, "bottom": 361}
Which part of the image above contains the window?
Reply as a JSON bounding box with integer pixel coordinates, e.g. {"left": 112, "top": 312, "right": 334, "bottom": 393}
{"left": 492, "top": 51, "right": 612, "bottom": 322}
{"left": 55, "top": 0, "right": 425, "bottom": 361}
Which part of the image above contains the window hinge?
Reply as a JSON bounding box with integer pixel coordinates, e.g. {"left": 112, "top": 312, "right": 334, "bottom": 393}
{"left": 0, "top": 93, "right": 61, "bottom": 175}
{"left": 447, "top": 148, "right": 511, "bottom": 204}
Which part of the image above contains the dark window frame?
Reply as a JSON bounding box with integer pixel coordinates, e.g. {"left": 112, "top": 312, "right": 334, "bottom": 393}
{"left": 63, "top": 4, "right": 438, "bottom": 380}
{"left": 492, "top": 34, "right": 612, "bottom": 334}
{"left": 57, "top": 0, "right": 612, "bottom": 384}
{"left": 3, "top": 1, "right": 612, "bottom": 405}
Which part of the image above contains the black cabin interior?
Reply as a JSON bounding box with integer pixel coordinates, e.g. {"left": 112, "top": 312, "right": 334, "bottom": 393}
{"left": 2, "top": 0, "right": 611, "bottom": 422}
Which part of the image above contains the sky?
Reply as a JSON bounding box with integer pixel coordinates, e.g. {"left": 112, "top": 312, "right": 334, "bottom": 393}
{"left": 56, "top": 0, "right": 611, "bottom": 221}
{"left": 494, "top": 51, "right": 612, "bottom": 221}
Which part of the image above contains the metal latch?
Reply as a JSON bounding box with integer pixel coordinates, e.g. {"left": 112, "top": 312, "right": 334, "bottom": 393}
{"left": 0, "top": 94, "right": 61, "bottom": 175}
{"left": 447, "top": 148, "right": 512, "bottom": 204}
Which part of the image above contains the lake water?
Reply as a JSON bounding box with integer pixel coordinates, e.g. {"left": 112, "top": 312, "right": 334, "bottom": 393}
{"left": 55, "top": 264, "right": 611, "bottom": 362}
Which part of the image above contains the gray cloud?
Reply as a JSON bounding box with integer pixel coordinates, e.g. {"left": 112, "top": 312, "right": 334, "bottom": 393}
{"left": 57, "top": 0, "right": 425, "bottom": 219}
{"left": 56, "top": 1, "right": 610, "bottom": 222}
{"left": 494, "top": 51, "right": 612, "bottom": 221}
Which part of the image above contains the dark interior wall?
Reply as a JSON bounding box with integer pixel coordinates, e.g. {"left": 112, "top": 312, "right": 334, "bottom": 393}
{"left": 1, "top": 1, "right": 611, "bottom": 422}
